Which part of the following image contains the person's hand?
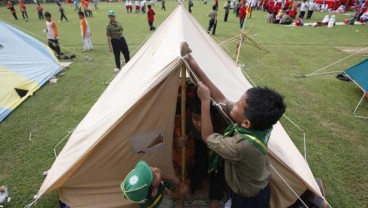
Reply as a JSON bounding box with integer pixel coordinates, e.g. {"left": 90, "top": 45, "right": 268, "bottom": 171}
{"left": 197, "top": 82, "right": 210, "bottom": 102}
{"left": 109, "top": 47, "right": 112, "bottom": 53}
{"left": 179, "top": 183, "right": 188, "bottom": 196}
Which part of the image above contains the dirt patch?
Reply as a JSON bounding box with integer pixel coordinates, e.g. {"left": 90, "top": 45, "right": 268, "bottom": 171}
{"left": 336, "top": 47, "right": 368, "bottom": 55}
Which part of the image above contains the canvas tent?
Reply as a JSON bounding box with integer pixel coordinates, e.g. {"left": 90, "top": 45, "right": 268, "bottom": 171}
{"left": 34, "top": 5, "right": 327, "bottom": 208}
{"left": 0, "top": 20, "right": 61, "bottom": 122}
{"left": 344, "top": 58, "right": 368, "bottom": 116}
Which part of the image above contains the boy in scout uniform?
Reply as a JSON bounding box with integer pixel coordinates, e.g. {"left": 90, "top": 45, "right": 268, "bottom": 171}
{"left": 181, "top": 42, "right": 286, "bottom": 208}
{"left": 121, "top": 160, "right": 186, "bottom": 208}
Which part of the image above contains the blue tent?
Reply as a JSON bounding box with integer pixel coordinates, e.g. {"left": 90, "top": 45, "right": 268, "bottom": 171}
{"left": 0, "top": 21, "right": 61, "bottom": 122}
{"left": 344, "top": 58, "right": 368, "bottom": 115}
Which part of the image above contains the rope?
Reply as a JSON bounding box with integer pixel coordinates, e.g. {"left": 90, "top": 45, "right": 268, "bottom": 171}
{"left": 24, "top": 195, "right": 39, "bottom": 208}
{"left": 303, "top": 46, "right": 368, "bottom": 77}
{"left": 270, "top": 164, "right": 309, "bottom": 208}
{"left": 282, "top": 114, "right": 307, "bottom": 160}
{"left": 0, "top": 19, "right": 92, "bottom": 62}
{"left": 53, "top": 128, "right": 76, "bottom": 158}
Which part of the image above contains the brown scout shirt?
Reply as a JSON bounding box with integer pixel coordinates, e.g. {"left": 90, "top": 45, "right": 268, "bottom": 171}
{"left": 106, "top": 21, "right": 123, "bottom": 40}
{"left": 206, "top": 102, "right": 271, "bottom": 197}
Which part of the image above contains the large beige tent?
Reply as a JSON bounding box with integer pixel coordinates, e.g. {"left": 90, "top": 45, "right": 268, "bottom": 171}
{"left": 34, "top": 5, "right": 326, "bottom": 208}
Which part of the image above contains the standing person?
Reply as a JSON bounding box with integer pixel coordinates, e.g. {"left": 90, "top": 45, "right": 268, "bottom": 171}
{"left": 161, "top": 0, "right": 166, "bottom": 11}
{"left": 19, "top": 0, "right": 29, "bottom": 22}
{"left": 207, "top": 5, "right": 217, "bottom": 35}
{"left": 299, "top": 0, "right": 307, "bottom": 19}
{"left": 224, "top": 0, "right": 230, "bottom": 21}
{"left": 36, "top": 2, "right": 44, "bottom": 20}
{"left": 45, "top": 12, "right": 63, "bottom": 58}
{"left": 92, "top": 0, "right": 99, "bottom": 10}
{"left": 189, "top": 0, "right": 194, "bottom": 13}
{"left": 183, "top": 99, "right": 227, "bottom": 208}
{"left": 121, "top": 160, "right": 187, "bottom": 208}
{"left": 106, "top": 10, "right": 130, "bottom": 72}
{"left": 235, "top": 0, "right": 241, "bottom": 17}
{"left": 128, "top": 0, "right": 133, "bottom": 13}
{"left": 239, "top": 3, "right": 246, "bottom": 28}
{"left": 181, "top": 42, "right": 286, "bottom": 208}
{"left": 306, "top": 0, "right": 315, "bottom": 19}
{"left": 141, "top": 0, "right": 146, "bottom": 13}
{"left": 135, "top": 0, "right": 140, "bottom": 14}
{"left": 246, "top": 2, "right": 252, "bottom": 19}
{"left": 214, "top": 0, "right": 219, "bottom": 10}
{"left": 79, "top": 12, "right": 93, "bottom": 52}
{"left": 7, "top": 0, "right": 18, "bottom": 20}
{"left": 59, "top": 5, "right": 68, "bottom": 22}
{"left": 147, "top": 4, "right": 156, "bottom": 31}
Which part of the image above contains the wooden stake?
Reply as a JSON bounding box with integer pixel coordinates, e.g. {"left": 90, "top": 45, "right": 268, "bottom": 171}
{"left": 180, "top": 64, "right": 187, "bottom": 208}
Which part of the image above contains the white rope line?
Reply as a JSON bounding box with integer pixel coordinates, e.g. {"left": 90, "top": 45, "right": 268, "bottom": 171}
{"left": 270, "top": 164, "right": 309, "bottom": 208}
{"left": 24, "top": 196, "right": 38, "bottom": 208}
{"left": 53, "top": 128, "right": 76, "bottom": 158}
{"left": 240, "top": 68, "right": 257, "bottom": 87}
{"left": 305, "top": 46, "right": 368, "bottom": 77}
{"left": 282, "top": 114, "right": 307, "bottom": 160}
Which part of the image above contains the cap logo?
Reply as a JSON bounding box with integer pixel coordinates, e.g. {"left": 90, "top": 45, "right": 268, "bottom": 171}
{"left": 129, "top": 175, "right": 139, "bottom": 186}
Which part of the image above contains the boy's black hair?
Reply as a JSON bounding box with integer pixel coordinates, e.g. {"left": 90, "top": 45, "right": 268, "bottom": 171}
{"left": 212, "top": 5, "right": 217, "bottom": 10}
{"left": 44, "top": 11, "right": 51, "bottom": 17}
{"left": 148, "top": 4, "right": 152, "bottom": 8}
{"left": 78, "top": 11, "right": 84, "bottom": 16}
{"left": 243, "top": 87, "right": 286, "bottom": 131}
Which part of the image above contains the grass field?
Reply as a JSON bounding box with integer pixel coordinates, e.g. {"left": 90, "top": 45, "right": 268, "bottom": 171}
{"left": 1, "top": 1, "right": 368, "bottom": 207}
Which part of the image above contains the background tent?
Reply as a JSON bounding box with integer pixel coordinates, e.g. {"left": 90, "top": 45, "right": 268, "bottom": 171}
{"left": 344, "top": 58, "right": 368, "bottom": 115}
{"left": 34, "top": 5, "right": 327, "bottom": 208}
{"left": 0, "top": 20, "right": 61, "bottom": 122}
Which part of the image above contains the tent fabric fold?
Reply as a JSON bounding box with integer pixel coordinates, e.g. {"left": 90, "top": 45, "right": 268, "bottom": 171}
{"left": 0, "top": 20, "right": 61, "bottom": 122}
{"left": 36, "top": 5, "right": 326, "bottom": 208}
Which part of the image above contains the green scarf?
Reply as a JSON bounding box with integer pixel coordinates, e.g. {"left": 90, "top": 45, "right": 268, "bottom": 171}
{"left": 208, "top": 124, "right": 272, "bottom": 173}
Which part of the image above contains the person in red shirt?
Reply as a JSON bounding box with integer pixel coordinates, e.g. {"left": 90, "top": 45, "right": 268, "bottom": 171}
{"left": 7, "top": 1, "right": 18, "bottom": 20}
{"left": 288, "top": 6, "right": 297, "bottom": 20}
{"left": 147, "top": 4, "right": 156, "bottom": 31}
{"left": 239, "top": 3, "right": 246, "bottom": 28}
{"left": 19, "top": 0, "right": 28, "bottom": 21}
{"left": 36, "top": 2, "right": 44, "bottom": 20}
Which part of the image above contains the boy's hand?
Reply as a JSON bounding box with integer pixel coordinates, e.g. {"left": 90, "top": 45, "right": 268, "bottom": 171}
{"left": 197, "top": 82, "right": 210, "bottom": 102}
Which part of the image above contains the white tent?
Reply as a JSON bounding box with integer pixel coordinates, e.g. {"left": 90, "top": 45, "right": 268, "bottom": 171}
{"left": 35, "top": 5, "right": 326, "bottom": 207}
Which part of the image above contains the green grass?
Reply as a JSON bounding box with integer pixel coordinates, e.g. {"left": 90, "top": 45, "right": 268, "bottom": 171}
{"left": 1, "top": 1, "right": 368, "bottom": 207}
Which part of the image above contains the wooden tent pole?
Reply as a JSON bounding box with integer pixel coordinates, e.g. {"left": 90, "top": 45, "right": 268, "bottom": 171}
{"left": 180, "top": 64, "right": 187, "bottom": 208}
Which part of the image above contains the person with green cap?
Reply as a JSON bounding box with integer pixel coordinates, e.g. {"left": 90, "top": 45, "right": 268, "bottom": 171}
{"left": 106, "top": 10, "right": 130, "bottom": 72}
{"left": 121, "top": 160, "right": 186, "bottom": 208}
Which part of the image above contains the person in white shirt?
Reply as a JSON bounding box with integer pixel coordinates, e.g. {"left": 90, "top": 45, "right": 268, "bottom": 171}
{"left": 299, "top": 0, "right": 307, "bottom": 19}
{"left": 306, "top": 0, "right": 315, "bottom": 19}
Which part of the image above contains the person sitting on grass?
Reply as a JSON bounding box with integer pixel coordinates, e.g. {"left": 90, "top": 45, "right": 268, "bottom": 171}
{"left": 181, "top": 41, "right": 286, "bottom": 208}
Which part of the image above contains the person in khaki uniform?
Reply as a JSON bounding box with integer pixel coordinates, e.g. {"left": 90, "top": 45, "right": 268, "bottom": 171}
{"left": 180, "top": 42, "right": 286, "bottom": 208}
{"left": 106, "top": 10, "right": 130, "bottom": 72}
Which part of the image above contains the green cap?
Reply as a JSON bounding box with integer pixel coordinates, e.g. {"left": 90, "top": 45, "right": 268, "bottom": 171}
{"left": 108, "top": 10, "right": 116, "bottom": 16}
{"left": 121, "top": 160, "right": 153, "bottom": 203}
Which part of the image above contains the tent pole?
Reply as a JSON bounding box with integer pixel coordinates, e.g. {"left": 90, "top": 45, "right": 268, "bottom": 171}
{"left": 180, "top": 64, "right": 187, "bottom": 208}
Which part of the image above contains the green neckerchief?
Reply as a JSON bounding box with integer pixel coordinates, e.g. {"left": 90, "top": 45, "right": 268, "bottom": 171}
{"left": 208, "top": 124, "right": 272, "bottom": 173}
{"left": 138, "top": 182, "right": 164, "bottom": 208}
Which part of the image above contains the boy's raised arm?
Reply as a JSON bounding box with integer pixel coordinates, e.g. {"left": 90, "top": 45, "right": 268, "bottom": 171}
{"left": 184, "top": 54, "right": 227, "bottom": 105}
